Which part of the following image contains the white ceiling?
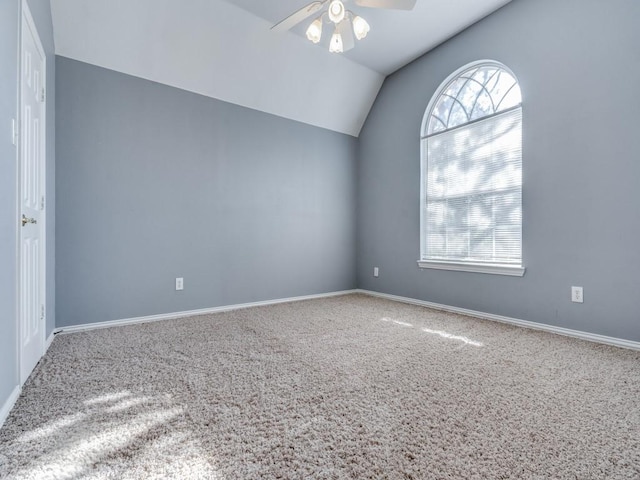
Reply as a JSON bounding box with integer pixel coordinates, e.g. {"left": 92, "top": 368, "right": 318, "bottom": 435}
{"left": 50, "top": 0, "right": 511, "bottom": 136}
{"left": 227, "top": 0, "right": 512, "bottom": 75}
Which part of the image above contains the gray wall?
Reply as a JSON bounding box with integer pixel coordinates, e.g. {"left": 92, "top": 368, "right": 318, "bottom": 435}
{"left": 0, "top": 0, "right": 55, "bottom": 416}
{"left": 357, "top": 0, "right": 640, "bottom": 341}
{"left": 56, "top": 57, "right": 357, "bottom": 327}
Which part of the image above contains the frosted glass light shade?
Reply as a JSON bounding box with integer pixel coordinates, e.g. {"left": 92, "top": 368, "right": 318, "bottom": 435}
{"left": 352, "top": 15, "right": 370, "bottom": 40}
{"left": 328, "top": 0, "right": 346, "bottom": 23}
{"left": 329, "top": 32, "right": 343, "bottom": 53}
{"left": 306, "top": 18, "right": 323, "bottom": 43}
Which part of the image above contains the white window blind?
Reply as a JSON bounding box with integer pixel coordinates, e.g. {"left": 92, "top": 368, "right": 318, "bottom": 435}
{"left": 420, "top": 62, "right": 523, "bottom": 272}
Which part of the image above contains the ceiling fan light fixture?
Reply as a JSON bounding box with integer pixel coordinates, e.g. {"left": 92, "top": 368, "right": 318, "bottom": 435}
{"left": 306, "top": 17, "right": 323, "bottom": 43}
{"left": 328, "top": 0, "right": 346, "bottom": 24}
{"left": 329, "top": 31, "right": 344, "bottom": 53}
{"left": 352, "top": 15, "right": 370, "bottom": 40}
{"left": 273, "top": 0, "right": 418, "bottom": 54}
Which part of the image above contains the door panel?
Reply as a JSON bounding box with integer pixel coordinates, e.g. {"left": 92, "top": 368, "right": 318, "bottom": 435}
{"left": 19, "top": 3, "right": 46, "bottom": 384}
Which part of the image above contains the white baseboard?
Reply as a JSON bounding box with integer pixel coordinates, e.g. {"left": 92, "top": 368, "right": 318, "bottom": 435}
{"left": 58, "top": 290, "right": 358, "bottom": 334}
{"left": 1, "top": 330, "right": 64, "bottom": 429}
{"left": 45, "top": 330, "right": 58, "bottom": 351}
{"left": 0, "top": 385, "right": 21, "bottom": 429}
{"left": 55, "top": 287, "right": 639, "bottom": 350}
{"left": 357, "top": 289, "right": 640, "bottom": 351}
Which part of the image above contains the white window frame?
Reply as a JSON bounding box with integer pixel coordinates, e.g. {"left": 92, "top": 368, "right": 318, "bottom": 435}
{"left": 418, "top": 60, "right": 525, "bottom": 277}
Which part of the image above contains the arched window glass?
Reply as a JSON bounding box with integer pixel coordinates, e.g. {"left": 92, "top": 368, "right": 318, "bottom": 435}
{"left": 419, "top": 61, "right": 524, "bottom": 276}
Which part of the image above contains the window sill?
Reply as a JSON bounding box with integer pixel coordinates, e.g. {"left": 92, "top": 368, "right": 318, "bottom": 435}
{"left": 417, "top": 260, "right": 526, "bottom": 277}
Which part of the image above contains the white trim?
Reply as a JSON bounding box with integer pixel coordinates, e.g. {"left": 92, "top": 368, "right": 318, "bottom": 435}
{"left": 420, "top": 60, "right": 521, "bottom": 137}
{"left": 58, "top": 290, "right": 358, "bottom": 334}
{"left": 0, "top": 386, "right": 21, "bottom": 429}
{"left": 1, "top": 330, "right": 58, "bottom": 428}
{"left": 357, "top": 290, "right": 640, "bottom": 351}
{"left": 418, "top": 260, "right": 525, "bottom": 277}
{"left": 419, "top": 60, "right": 523, "bottom": 272}
{"left": 45, "top": 330, "right": 58, "bottom": 351}
{"left": 13, "top": 0, "right": 22, "bottom": 403}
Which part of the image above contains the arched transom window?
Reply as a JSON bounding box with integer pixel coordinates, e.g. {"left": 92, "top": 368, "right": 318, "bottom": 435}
{"left": 419, "top": 61, "right": 525, "bottom": 276}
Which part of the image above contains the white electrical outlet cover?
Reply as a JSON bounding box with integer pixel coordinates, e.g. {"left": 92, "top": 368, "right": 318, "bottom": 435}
{"left": 571, "top": 286, "right": 583, "bottom": 303}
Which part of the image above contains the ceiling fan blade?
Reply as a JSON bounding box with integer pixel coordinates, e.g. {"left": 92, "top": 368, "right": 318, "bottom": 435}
{"left": 271, "top": 1, "right": 327, "bottom": 32}
{"left": 336, "top": 19, "right": 355, "bottom": 52}
{"left": 354, "top": 0, "right": 417, "bottom": 10}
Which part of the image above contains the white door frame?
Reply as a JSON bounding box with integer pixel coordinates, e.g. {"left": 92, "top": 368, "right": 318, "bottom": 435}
{"left": 18, "top": 0, "right": 47, "bottom": 385}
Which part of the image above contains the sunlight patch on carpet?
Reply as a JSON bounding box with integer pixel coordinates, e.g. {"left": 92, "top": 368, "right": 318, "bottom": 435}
{"left": 18, "top": 413, "right": 87, "bottom": 443}
{"left": 84, "top": 391, "right": 132, "bottom": 406}
{"left": 381, "top": 317, "right": 414, "bottom": 327}
{"left": 382, "top": 316, "right": 483, "bottom": 346}
{"left": 14, "top": 406, "right": 184, "bottom": 480}
{"left": 422, "top": 327, "right": 484, "bottom": 347}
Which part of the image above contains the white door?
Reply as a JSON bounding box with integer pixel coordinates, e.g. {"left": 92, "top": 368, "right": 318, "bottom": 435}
{"left": 19, "top": 2, "right": 46, "bottom": 384}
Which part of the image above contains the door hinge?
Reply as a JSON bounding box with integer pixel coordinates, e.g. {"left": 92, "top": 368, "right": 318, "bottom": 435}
{"left": 40, "top": 305, "right": 45, "bottom": 320}
{"left": 40, "top": 88, "right": 45, "bottom": 103}
{"left": 41, "top": 196, "right": 45, "bottom": 210}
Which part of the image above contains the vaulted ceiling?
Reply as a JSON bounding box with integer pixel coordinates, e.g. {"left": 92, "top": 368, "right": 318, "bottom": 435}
{"left": 50, "top": 0, "right": 511, "bottom": 136}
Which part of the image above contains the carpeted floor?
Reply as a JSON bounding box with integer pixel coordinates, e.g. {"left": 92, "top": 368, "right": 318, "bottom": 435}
{"left": 1, "top": 294, "right": 639, "bottom": 479}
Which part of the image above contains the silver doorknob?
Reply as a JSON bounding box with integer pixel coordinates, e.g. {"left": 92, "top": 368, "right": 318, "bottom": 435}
{"left": 21, "top": 214, "right": 37, "bottom": 227}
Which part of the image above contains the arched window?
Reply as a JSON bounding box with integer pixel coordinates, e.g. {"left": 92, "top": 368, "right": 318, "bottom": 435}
{"left": 419, "top": 61, "right": 524, "bottom": 276}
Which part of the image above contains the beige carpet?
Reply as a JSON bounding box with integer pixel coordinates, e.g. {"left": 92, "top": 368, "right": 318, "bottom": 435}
{"left": 1, "top": 294, "right": 639, "bottom": 479}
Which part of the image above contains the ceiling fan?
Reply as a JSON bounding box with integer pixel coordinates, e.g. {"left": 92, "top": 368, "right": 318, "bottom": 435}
{"left": 272, "top": 0, "right": 417, "bottom": 53}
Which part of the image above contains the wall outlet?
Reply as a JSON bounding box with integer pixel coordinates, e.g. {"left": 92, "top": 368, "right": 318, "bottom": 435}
{"left": 175, "top": 277, "right": 184, "bottom": 291}
{"left": 571, "top": 286, "right": 583, "bottom": 303}
{"left": 373, "top": 267, "right": 379, "bottom": 278}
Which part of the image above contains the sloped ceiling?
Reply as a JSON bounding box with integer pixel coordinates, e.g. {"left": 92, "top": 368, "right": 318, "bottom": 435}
{"left": 50, "top": 0, "right": 511, "bottom": 136}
